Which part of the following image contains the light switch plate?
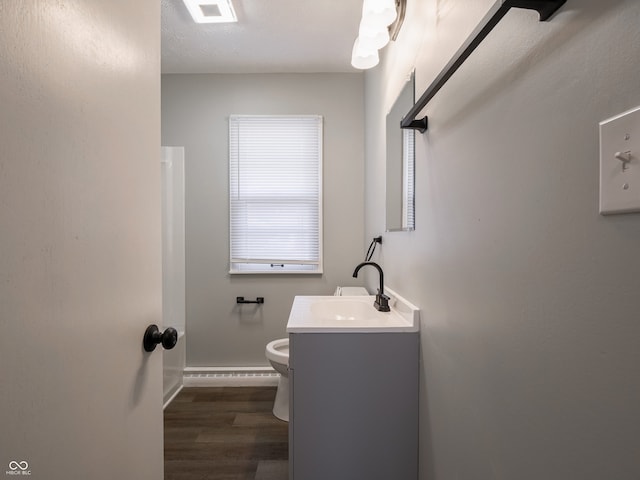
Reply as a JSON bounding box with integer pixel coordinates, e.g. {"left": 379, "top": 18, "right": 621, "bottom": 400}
{"left": 599, "top": 106, "right": 640, "bottom": 215}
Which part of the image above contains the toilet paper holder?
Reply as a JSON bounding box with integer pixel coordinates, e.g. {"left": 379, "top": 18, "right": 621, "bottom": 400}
{"left": 236, "top": 296, "right": 265, "bottom": 304}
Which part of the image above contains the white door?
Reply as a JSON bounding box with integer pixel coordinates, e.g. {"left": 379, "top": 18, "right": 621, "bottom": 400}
{"left": 0, "top": 2, "right": 164, "bottom": 479}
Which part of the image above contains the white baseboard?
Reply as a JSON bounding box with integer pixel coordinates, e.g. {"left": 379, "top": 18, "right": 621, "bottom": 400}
{"left": 183, "top": 366, "right": 280, "bottom": 387}
{"left": 163, "top": 384, "right": 184, "bottom": 410}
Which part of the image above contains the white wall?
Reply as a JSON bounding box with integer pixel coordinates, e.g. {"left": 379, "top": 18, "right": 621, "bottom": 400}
{"left": 365, "top": 0, "right": 640, "bottom": 478}
{"left": 162, "top": 73, "right": 365, "bottom": 366}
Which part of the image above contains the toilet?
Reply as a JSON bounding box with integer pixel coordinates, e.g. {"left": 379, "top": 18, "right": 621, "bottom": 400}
{"left": 265, "top": 286, "right": 369, "bottom": 422}
{"left": 265, "top": 338, "right": 290, "bottom": 421}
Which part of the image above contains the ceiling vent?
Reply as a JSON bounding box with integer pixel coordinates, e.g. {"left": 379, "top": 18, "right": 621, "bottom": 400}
{"left": 183, "top": 0, "right": 237, "bottom": 24}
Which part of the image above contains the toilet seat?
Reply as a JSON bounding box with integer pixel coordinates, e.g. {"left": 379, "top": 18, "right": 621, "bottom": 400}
{"left": 265, "top": 338, "right": 289, "bottom": 366}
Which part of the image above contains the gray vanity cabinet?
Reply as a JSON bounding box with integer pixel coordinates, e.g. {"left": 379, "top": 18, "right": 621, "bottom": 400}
{"left": 288, "top": 332, "right": 419, "bottom": 480}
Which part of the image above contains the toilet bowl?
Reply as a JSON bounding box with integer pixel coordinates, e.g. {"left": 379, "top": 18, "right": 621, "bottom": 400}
{"left": 265, "top": 338, "right": 290, "bottom": 421}
{"left": 265, "top": 286, "right": 369, "bottom": 422}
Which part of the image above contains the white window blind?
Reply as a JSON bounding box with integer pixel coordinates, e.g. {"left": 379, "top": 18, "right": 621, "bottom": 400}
{"left": 229, "top": 115, "right": 323, "bottom": 274}
{"left": 402, "top": 129, "right": 415, "bottom": 229}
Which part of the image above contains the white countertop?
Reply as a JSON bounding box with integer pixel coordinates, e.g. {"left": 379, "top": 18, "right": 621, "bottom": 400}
{"left": 286, "top": 289, "right": 420, "bottom": 333}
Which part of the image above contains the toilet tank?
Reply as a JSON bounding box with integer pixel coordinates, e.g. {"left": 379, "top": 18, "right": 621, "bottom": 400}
{"left": 334, "top": 286, "right": 369, "bottom": 296}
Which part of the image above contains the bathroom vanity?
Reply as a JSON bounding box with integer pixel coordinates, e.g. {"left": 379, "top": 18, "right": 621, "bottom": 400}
{"left": 287, "top": 291, "right": 419, "bottom": 480}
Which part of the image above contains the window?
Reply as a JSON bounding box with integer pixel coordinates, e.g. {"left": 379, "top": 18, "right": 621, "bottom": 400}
{"left": 229, "top": 115, "right": 323, "bottom": 274}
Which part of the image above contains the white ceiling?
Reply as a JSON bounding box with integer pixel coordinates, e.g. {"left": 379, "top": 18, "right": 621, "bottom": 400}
{"left": 161, "top": 0, "right": 364, "bottom": 74}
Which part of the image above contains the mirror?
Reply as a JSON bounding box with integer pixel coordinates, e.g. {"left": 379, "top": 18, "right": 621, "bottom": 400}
{"left": 385, "top": 73, "right": 415, "bottom": 231}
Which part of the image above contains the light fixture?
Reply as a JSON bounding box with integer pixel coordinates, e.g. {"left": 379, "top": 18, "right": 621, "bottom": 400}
{"left": 361, "top": 0, "right": 397, "bottom": 29}
{"left": 182, "top": 0, "right": 237, "bottom": 24}
{"left": 351, "top": 0, "right": 406, "bottom": 70}
{"left": 351, "top": 37, "right": 380, "bottom": 69}
{"left": 358, "top": 21, "right": 390, "bottom": 50}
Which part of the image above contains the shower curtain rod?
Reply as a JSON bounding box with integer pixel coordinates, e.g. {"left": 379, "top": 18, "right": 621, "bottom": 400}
{"left": 401, "top": 0, "right": 567, "bottom": 133}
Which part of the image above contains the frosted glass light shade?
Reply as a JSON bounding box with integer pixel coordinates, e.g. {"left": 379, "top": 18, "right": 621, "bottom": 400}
{"left": 361, "top": 0, "right": 397, "bottom": 28}
{"left": 351, "top": 37, "right": 379, "bottom": 69}
{"left": 358, "top": 21, "right": 390, "bottom": 50}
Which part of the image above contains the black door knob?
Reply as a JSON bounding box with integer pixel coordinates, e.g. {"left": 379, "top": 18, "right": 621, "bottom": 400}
{"left": 143, "top": 324, "right": 178, "bottom": 352}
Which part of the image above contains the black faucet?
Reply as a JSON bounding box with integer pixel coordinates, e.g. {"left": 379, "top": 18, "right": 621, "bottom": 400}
{"left": 352, "top": 261, "right": 390, "bottom": 312}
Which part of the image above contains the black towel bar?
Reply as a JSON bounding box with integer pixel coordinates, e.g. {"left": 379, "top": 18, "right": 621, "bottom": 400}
{"left": 401, "top": 0, "right": 566, "bottom": 133}
{"left": 236, "top": 297, "right": 265, "bottom": 304}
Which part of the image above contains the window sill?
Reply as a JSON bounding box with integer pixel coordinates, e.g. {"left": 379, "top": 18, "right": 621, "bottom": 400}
{"left": 229, "top": 270, "right": 323, "bottom": 275}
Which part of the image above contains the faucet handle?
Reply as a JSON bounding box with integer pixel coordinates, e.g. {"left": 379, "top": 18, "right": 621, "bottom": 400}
{"left": 374, "top": 292, "right": 391, "bottom": 312}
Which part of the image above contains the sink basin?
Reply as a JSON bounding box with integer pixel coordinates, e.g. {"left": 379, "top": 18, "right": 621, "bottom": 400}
{"left": 310, "top": 298, "right": 379, "bottom": 321}
{"left": 286, "top": 289, "right": 419, "bottom": 333}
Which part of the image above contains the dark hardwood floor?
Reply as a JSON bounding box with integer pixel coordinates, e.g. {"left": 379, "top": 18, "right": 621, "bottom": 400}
{"left": 164, "top": 387, "right": 289, "bottom": 480}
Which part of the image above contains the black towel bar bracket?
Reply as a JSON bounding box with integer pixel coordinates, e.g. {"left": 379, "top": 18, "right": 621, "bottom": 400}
{"left": 236, "top": 297, "right": 265, "bottom": 304}
{"left": 401, "top": 0, "right": 566, "bottom": 133}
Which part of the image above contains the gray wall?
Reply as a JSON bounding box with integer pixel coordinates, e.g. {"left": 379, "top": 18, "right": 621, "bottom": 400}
{"left": 364, "top": 0, "right": 640, "bottom": 479}
{"left": 162, "top": 73, "right": 365, "bottom": 366}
